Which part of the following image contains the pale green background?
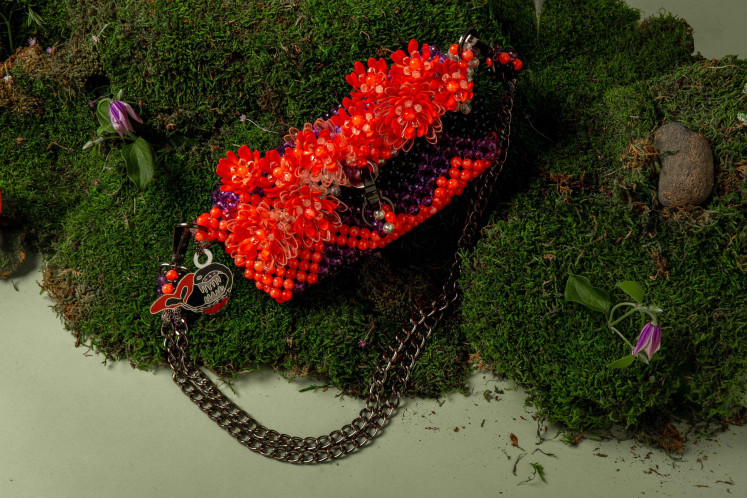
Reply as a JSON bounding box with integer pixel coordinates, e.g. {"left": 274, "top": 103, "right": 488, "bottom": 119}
{"left": 2, "top": 2, "right": 745, "bottom": 497}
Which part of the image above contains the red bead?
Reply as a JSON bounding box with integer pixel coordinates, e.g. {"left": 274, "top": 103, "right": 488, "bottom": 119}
{"left": 270, "top": 288, "right": 281, "bottom": 300}
{"left": 460, "top": 170, "right": 471, "bottom": 181}
{"left": 208, "top": 218, "right": 219, "bottom": 229}
{"left": 196, "top": 213, "right": 209, "bottom": 227}
{"left": 210, "top": 207, "right": 222, "bottom": 218}
{"left": 286, "top": 269, "right": 297, "bottom": 280}
{"left": 461, "top": 49, "right": 473, "bottom": 61}
{"left": 462, "top": 158, "right": 472, "bottom": 169}
{"left": 448, "top": 44, "right": 459, "bottom": 55}
{"left": 311, "top": 251, "right": 323, "bottom": 263}
{"left": 309, "top": 263, "right": 320, "bottom": 274}
{"left": 450, "top": 157, "right": 462, "bottom": 168}
{"left": 357, "top": 240, "right": 369, "bottom": 251}
{"left": 275, "top": 267, "right": 286, "bottom": 277}
{"left": 337, "top": 235, "right": 348, "bottom": 246}
{"left": 347, "top": 237, "right": 358, "bottom": 248}
{"left": 254, "top": 261, "right": 264, "bottom": 272}
{"left": 384, "top": 212, "right": 396, "bottom": 223}
{"left": 306, "top": 273, "right": 318, "bottom": 285}
{"left": 436, "top": 177, "right": 448, "bottom": 188}
{"left": 359, "top": 228, "right": 370, "bottom": 239}
{"left": 262, "top": 275, "right": 273, "bottom": 286}
{"left": 194, "top": 230, "right": 206, "bottom": 242}
{"left": 288, "top": 258, "right": 298, "bottom": 269}
{"left": 283, "top": 279, "right": 295, "bottom": 290}
{"left": 434, "top": 188, "right": 446, "bottom": 198}
{"left": 498, "top": 52, "right": 510, "bottom": 65}
{"left": 244, "top": 268, "right": 255, "bottom": 279}
{"left": 161, "top": 283, "right": 174, "bottom": 294}
{"left": 447, "top": 179, "right": 459, "bottom": 190}
{"left": 255, "top": 281, "right": 264, "bottom": 290}
{"left": 299, "top": 261, "right": 309, "bottom": 272}
{"left": 166, "top": 269, "right": 178, "bottom": 281}
{"left": 206, "top": 229, "right": 217, "bottom": 241}
{"left": 313, "top": 241, "right": 325, "bottom": 252}
{"left": 296, "top": 271, "right": 307, "bottom": 283}
{"left": 512, "top": 59, "right": 523, "bottom": 70}
{"left": 300, "top": 249, "right": 311, "bottom": 260}
{"left": 217, "top": 232, "right": 227, "bottom": 242}
{"left": 281, "top": 290, "right": 293, "bottom": 301}
{"left": 273, "top": 277, "right": 283, "bottom": 288}
{"left": 349, "top": 226, "right": 360, "bottom": 238}
{"left": 449, "top": 168, "right": 460, "bottom": 179}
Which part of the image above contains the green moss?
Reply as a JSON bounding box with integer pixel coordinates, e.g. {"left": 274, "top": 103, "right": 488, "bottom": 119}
{"left": 461, "top": 57, "right": 747, "bottom": 431}
{"left": 3, "top": 0, "right": 742, "bottom": 439}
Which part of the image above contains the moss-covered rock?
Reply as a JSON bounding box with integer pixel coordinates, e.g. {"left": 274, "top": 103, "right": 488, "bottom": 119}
{"left": 2, "top": 0, "right": 743, "bottom": 441}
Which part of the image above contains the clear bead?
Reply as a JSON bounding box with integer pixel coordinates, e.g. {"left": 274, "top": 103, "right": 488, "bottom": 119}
{"left": 374, "top": 209, "right": 385, "bottom": 220}
{"left": 383, "top": 223, "right": 395, "bottom": 234}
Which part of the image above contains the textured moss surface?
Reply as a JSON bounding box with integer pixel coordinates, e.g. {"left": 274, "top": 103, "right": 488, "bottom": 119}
{"left": 1, "top": 0, "right": 743, "bottom": 438}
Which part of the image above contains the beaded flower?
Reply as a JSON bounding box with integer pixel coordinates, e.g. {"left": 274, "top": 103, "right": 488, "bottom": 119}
{"left": 188, "top": 39, "right": 523, "bottom": 302}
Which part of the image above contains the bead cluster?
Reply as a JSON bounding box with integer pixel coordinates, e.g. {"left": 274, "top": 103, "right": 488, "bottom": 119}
{"left": 195, "top": 39, "right": 521, "bottom": 302}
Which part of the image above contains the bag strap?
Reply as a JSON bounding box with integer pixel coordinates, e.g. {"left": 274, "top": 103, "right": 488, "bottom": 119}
{"left": 159, "top": 61, "right": 517, "bottom": 465}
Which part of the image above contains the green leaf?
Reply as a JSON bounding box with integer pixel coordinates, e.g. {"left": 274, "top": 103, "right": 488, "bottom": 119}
{"left": 608, "top": 355, "right": 635, "bottom": 368}
{"left": 616, "top": 280, "right": 644, "bottom": 303}
{"left": 96, "top": 100, "right": 111, "bottom": 127}
{"left": 121, "top": 138, "right": 155, "bottom": 190}
{"left": 564, "top": 273, "right": 611, "bottom": 314}
{"left": 96, "top": 123, "right": 115, "bottom": 135}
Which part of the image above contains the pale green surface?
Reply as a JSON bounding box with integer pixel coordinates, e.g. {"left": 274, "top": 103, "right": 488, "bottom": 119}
{"left": 2, "top": 261, "right": 746, "bottom": 496}
{"left": 2, "top": 2, "right": 746, "bottom": 496}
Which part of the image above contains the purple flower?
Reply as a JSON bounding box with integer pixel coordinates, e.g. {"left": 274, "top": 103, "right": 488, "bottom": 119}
{"left": 633, "top": 322, "right": 661, "bottom": 360}
{"left": 28, "top": 37, "right": 36, "bottom": 47}
{"left": 2, "top": 75, "right": 11, "bottom": 85}
{"left": 91, "top": 35, "right": 99, "bottom": 44}
{"left": 88, "top": 100, "right": 95, "bottom": 108}
{"left": 109, "top": 100, "right": 143, "bottom": 138}
{"left": 358, "top": 340, "right": 367, "bottom": 348}
{"left": 239, "top": 114, "right": 247, "bottom": 123}
{"left": 46, "top": 47, "right": 54, "bottom": 54}
{"left": 93, "top": 179, "right": 100, "bottom": 186}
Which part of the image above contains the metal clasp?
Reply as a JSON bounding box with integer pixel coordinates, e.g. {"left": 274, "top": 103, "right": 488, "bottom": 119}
{"left": 360, "top": 169, "right": 394, "bottom": 227}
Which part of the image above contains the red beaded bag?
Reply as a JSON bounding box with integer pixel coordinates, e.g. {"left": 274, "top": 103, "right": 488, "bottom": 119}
{"left": 153, "top": 31, "right": 520, "bottom": 462}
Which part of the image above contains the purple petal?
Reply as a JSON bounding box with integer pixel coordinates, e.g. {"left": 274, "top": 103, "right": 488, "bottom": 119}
{"left": 644, "top": 325, "right": 661, "bottom": 359}
{"left": 109, "top": 100, "right": 133, "bottom": 138}
{"left": 121, "top": 101, "right": 143, "bottom": 124}
{"left": 633, "top": 322, "right": 654, "bottom": 356}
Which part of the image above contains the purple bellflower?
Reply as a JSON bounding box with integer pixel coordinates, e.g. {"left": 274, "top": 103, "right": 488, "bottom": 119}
{"left": 109, "top": 100, "right": 143, "bottom": 139}
{"left": 633, "top": 322, "right": 661, "bottom": 360}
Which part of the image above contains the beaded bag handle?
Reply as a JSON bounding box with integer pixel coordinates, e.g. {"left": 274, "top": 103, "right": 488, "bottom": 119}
{"left": 155, "top": 30, "right": 519, "bottom": 463}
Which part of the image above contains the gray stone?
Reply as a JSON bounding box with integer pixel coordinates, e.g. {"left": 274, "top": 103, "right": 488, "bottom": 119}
{"left": 654, "top": 122, "right": 714, "bottom": 207}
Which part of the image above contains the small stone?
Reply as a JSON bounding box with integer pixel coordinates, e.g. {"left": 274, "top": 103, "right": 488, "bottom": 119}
{"left": 654, "top": 122, "right": 714, "bottom": 207}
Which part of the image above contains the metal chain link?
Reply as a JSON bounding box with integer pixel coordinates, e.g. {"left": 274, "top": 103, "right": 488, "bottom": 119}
{"left": 160, "top": 75, "right": 517, "bottom": 464}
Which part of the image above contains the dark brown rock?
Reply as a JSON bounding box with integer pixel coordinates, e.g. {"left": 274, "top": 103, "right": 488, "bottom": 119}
{"left": 654, "top": 122, "right": 714, "bottom": 207}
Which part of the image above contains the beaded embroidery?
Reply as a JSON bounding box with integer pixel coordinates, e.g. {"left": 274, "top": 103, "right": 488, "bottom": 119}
{"left": 176, "top": 38, "right": 522, "bottom": 302}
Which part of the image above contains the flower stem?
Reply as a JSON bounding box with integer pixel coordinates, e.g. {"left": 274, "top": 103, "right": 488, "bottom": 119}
{"left": 609, "top": 325, "right": 634, "bottom": 349}
{"left": 0, "top": 10, "right": 13, "bottom": 55}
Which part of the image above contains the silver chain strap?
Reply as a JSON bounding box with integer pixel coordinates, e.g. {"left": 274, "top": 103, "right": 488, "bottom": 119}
{"left": 160, "top": 77, "right": 516, "bottom": 464}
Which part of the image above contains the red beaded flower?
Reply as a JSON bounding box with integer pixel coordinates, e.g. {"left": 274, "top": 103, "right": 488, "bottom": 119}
{"left": 195, "top": 38, "right": 526, "bottom": 302}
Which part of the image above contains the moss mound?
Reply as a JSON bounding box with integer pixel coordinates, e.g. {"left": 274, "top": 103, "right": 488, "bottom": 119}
{"left": 462, "top": 57, "right": 747, "bottom": 431}
{"left": 2, "top": 0, "right": 743, "bottom": 439}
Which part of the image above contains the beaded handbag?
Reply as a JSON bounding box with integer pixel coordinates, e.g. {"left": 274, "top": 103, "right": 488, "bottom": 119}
{"left": 152, "top": 30, "right": 520, "bottom": 463}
